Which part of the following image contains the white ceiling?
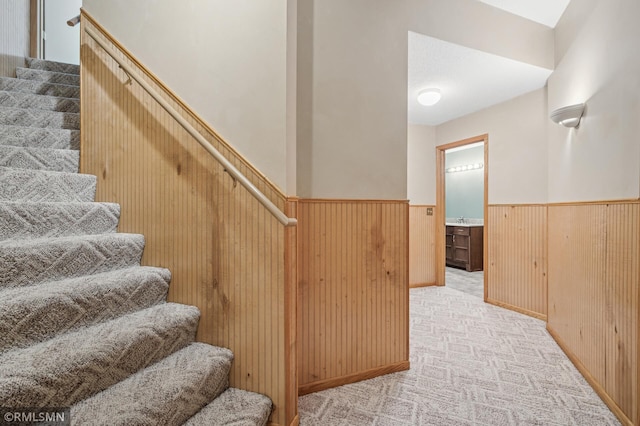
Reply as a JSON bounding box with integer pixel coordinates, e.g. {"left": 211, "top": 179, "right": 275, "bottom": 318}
{"left": 476, "top": 0, "right": 571, "bottom": 28}
{"left": 407, "top": 1, "right": 570, "bottom": 127}
{"left": 408, "top": 32, "right": 553, "bottom": 126}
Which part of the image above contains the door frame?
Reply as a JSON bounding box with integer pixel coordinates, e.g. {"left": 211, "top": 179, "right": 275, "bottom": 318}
{"left": 435, "top": 134, "right": 488, "bottom": 300}
{"left": 30, "top": 0, "right": 44, "bottom": 59}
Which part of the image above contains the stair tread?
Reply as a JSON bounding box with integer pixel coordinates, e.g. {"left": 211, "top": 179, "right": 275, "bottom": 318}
{"left": 0, "top": 90, "right": 80, "bottom": 113}
{"left": 0, "top": 105, "right": 79, "bottom": 130}
{"left": 185, "top": 387, "right": 273, "bottom": 426}
{"left": 0, "top": 58, "right": 270, "bottom": 425}
{"left": 0, "top": 303, "right": 200, "bottom": 408}
{"left": 0, "top": 266, "right": 171, "bottom": 352}
{"left": 0, "top": 76, "right": 80, "bottom": 99}
{"left": 16, "top": 67, "right": 80, "bottom": 87}
{"left": 0, "top": 233, "right": 145, "bottom": 289}
{"left": 0, "top": 166, "right": 95, "bottom": 202}
{"left": 26, "top": 58, "right": 79, "bottom": 75}
{"left": 0, "top": 145, "right": 78, "bottom": 172}
{"left": 71, "top": 343, "right": 233, "bottom": 425}
{"left": 0, "top": 124, "right": 79, "bottom": 150}
{"left": 0, "top": 201, "right": 120, "bottom": 241}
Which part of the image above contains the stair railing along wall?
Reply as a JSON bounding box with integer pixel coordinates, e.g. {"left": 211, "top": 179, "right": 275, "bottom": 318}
{"left": 79, "top": 12, "right": 297, "bottom": 426}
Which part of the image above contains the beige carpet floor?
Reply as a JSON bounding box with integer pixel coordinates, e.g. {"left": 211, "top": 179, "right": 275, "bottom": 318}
{"left": 445, "top": 267, "right": 484, "bottom": 299}
{"left": 298, "top": 286, "right": 620, "bottom": 425}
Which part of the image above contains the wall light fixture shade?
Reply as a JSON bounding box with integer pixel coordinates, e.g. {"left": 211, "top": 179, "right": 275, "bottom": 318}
{"left": 417, "top": 88, "right": 441, "bottom": 106}
{"left": 550, "top": 103, "right": 585, "bottom": 128}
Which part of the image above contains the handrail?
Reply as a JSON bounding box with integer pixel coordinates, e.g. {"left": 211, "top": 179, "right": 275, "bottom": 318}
{"left": 84, "top": 27, "right": 297, "bottom": 226}
{"left": 67, "top": 15, "right": 81, "bottom": 27}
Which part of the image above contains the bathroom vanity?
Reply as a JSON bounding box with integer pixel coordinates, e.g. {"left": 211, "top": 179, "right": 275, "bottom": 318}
{"left": 445, "top": 224, "right": 483, "bottom": 272}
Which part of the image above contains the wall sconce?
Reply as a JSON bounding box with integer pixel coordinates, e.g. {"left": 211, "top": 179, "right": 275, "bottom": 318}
{"left": 550, "top": 103, "right": 585, "bottom": 128}
{"left": 446, "top": 163, "right": 483, "bottom": 173}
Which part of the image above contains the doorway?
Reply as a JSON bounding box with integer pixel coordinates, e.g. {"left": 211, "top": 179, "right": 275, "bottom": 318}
{"left": 435, "top": 134, "right": 488, "bottom": 300}
{"left": 31, "top": 0, "right": 82, "bottom": 64}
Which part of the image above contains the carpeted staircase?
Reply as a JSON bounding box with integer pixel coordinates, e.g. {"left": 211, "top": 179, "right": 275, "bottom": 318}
{"left": 0, "top": 58, "right": 272, "bottom": 425}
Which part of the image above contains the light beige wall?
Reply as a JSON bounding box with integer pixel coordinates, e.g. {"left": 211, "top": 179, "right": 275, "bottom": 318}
{"left": 286, "top": 0, "right": 297, "bottom": 194}
{"left": 405, "top": 0, "right": 553, "bottom": 70}
{"left": 0, "top": 0, "right": 30, "bottom": 77}
{"left": 407, "top": 124, "right": 436, "bottom": 205}
{"left": 436, "top": 88, "right": 548, "bottom": 204}
{"left": 547, "top": 0, "right": 640, "bottom": 203}
{"left": 296, "top": 0, "right": 410, "bottom": 199}
{"left": 297, "top": 0, "right": 553, "bottom": 199}
{"left": 82, "top": 0, "right": 290, "bottom": 191}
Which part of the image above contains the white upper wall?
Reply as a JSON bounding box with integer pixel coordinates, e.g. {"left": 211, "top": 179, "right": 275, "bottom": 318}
{"left": 436, "top": 88, "right": 548, "bottom": 205}
{"left": 83, "top": 0, "right": 290, "bottom": 192}
{"left": 407, "top": 124, "right": 436, "bottom": 205}
{"left": 547, "top": 0, "right": 640, "bottom": 202}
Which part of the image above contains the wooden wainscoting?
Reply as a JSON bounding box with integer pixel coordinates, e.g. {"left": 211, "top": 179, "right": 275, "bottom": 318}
{"left": 80, "top": 13, "right": 295, "bottom": 426}
{"left": 1, "top": 0, "right": 29, "bottom": 77}
{"left": 486, "top": 205, "right": 548, "bottom": 319}
{"left": 297, "top": 199, "right": 410, "bottom": 395}
{"left": 409, "top": 205, "right": 436, "bottom": 287}
{"left": 548, "top": 201, "right": 639, "bottom": 426}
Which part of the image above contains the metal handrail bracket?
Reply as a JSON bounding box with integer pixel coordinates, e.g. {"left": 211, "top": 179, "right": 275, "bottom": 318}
{"left": 84, "top": 27, "right": 296, "bottom": 226}
{"left": 67, "top": 15, "right": 81, "bottom": 27}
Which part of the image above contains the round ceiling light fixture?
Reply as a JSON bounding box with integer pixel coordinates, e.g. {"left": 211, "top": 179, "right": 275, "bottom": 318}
{"left": 417, "top": 88, "right": 441, "bottom": 106}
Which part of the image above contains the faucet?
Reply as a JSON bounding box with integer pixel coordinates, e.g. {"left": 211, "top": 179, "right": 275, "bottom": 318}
{"left": 457, "top": 216, "right": 465, "bottom": 224}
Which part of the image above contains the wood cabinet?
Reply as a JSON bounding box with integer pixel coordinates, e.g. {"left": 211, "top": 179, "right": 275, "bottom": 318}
{"left": 445, "top": 225, "right": 483, "bottom": 272}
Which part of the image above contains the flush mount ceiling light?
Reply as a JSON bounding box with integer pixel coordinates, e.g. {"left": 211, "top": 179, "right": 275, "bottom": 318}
{"left": 550, "top": 103, "right": 585, "bottom": 128}
{"left": 417, "top": 88, "right": 441, "bottom": 106}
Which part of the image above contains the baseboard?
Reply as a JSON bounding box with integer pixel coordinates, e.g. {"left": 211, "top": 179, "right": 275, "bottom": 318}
{"left": 410, "top": 282, "right": 437, "bottom": 288}
{"left": 546, "top": 325, "right": 633, "bottom": 426}
{"left": 298, "top": 360, "right": 410, "bottom": 396}
{"left": 485, "top": 298, "right": 547, "bottom": 321}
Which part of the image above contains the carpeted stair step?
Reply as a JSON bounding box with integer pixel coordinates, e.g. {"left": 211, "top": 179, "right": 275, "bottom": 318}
{"left": 26, "top": 57, "right": 80, "bottom": 75}
{"left": 71, "top": 343, "right": 233, "bottom": 425}
{"left": 0, "top": 266, "right": 171, "bottom": 352}
{"left": 0, "top": 303, "right": 200, "bottom": 408}
{"left": 0, "top": 76, "right": 79, "bottom": 98}
{"left": 185, "top": 388, "right": 273, "bottom": 426}
{"left": 0, "top": 106, "right": 79, "bottom": 130}
{"left": 0, "top": 201, "right": 119, "bottom": 241}
{"left": 0, "top": 90, "right": 80, "bottom": 113}
{"left": 0, "top": 124, "right": 79, "bottom": 150}
{"left": 0, "top": 167, "right": 95, "bottom": 202}
{"left": 16, "top": 67, "right": 80, "bottom": 87}
{"left": 0, "top": 145, "right": 79, "bottom": 172}
{"left": 0, "top": 233, "right": 145, "bottom": 289}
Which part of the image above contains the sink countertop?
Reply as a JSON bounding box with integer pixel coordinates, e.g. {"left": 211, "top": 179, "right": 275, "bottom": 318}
{"left": 446, "top": 223, "right": 484, "bottom": 227}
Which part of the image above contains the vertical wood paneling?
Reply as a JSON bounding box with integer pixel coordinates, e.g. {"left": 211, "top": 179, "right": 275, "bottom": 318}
{"left": 80, "top": 14, "right": 294, "bottom": 426}
{"left": 486, "top": 205, "right": 547, "bottom": 319}
{"left": 0, "top": 0, "right": 30, "bottom": 77}
{"left": 548, "top": 202, "right": 639, "bottom": 426}
{"left": 409, "top": 206, "right": 436, "bottom": 287}
{"left": 297, "top": 199, "right": 409, "bottom": 395}
{"left": 284, "top": 198, "right": 298, "bottom": 424}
